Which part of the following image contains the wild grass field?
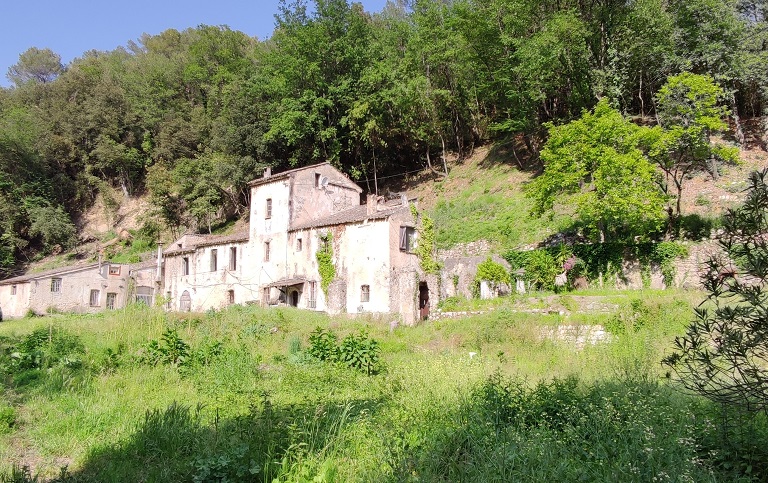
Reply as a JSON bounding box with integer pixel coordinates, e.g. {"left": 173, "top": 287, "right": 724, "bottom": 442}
{"left": 0, "top": 291, "right": 766, "bottom": 482}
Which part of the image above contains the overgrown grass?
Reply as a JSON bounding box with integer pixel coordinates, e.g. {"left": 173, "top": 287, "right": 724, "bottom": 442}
{"left": 429, "top": 164, "right": 571, "bottom": 249}
{"left": 0, "top": 292, "right": 765, "bottom": 481}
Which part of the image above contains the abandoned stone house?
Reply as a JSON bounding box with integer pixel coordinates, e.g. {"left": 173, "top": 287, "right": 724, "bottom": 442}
{"left": 161, "top": 162, "right": 429, "bottom": 324}
{"left": 0, "top": 163, "right": 435, "bottom": 325}
{"left": 0, "top": 262, "right": 132, "bottom": 318}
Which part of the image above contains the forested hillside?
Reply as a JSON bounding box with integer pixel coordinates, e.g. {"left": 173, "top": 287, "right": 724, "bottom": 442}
{"left": 1, "top": 0, "right": 766, "bottom": 275}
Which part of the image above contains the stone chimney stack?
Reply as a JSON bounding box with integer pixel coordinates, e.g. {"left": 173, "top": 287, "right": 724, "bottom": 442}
{"left": 263, "top": 167, "right": 271, "bottom": 178}
{"left": 366, "top": 194, "right": 376, "bottom": 216}
{"left": 400, "top": 193, "right": 408, "bottom": 206}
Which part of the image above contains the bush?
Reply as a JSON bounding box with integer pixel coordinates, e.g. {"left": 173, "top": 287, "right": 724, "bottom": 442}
{"left": 471, "top": 257, "right": 511, "bottom": 298}
{"left": 10, "top": 327, "right": 84, "bottom": 370}
{"left": 307, "top": 327, "right": 382, "bottom": 375}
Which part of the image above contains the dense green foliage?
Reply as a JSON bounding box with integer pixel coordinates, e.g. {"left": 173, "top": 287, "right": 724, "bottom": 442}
{"left": 529, "top": 99, "right": 666, "bottom": 242}
{"left": 665, "top": 168, "right": 768, "bottom": 413}
{"left": 471, "top": 256, "right": 512, "bottom": 297}
{"left": 505, "top": 241, "right": 689, "bottom": 290}
{"left": 0, "top": 296, "right": 767, "bottom": 480}
{"left": 315, "top": 233, "right": 336, "bottom": 294}
{"left": 0, "top": 0, "right": 764, "bottom": 271}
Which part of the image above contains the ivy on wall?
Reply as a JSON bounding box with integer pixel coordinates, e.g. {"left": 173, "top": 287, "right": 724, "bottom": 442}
{"left": 316, "top": 233, "right": 336, "bottom": 294}
{"left": 411, "top": 205, "right": 441, "bottom": 274}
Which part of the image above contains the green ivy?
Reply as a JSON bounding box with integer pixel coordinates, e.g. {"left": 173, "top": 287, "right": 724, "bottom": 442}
{"left": 316, "top": 233, "right": 336, "bottom": 294}
{"left": 413, "top": 209, "right": 441, "bottom": 274}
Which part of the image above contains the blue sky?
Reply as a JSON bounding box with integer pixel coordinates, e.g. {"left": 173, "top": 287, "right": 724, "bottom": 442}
{"left": 1, "top": 0, "right": 390, "bottom": 87}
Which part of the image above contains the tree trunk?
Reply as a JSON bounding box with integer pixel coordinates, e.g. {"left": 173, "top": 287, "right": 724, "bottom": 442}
{"left": 731, "top": 92, "right": 745, "bottom": 146}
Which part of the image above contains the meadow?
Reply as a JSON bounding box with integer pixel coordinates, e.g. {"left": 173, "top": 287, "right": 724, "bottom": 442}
{"left": 0, "top": 290, "right": 766, "bottom": 482}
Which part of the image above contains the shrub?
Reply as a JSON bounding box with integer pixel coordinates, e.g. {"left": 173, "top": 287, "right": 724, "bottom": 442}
{"left": 307, "top": 327, "right": 382, "bottom": 375}
{"left": 337, "top": 332, "right": 382, "bottom": 375}
{"left": 10, "top": 327, "right": 84, "bottom": 370}
{"left": 138, "top": 329, "right": 190, "bottom": 367}
{"left": 471, "top": 257, "right": 511, "bottom": 298}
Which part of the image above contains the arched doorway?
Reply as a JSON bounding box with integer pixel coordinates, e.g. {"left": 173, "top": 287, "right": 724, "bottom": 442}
{"left": 419, "top": 282, "right": 430, "bottom": 320}
{"left": 180, "top": 290, "right": 191, "bottom": 312}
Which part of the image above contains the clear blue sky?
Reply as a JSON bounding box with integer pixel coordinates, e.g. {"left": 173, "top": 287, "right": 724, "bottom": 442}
{"left": 1, "top": 0, "right": 390, "bottom": 87}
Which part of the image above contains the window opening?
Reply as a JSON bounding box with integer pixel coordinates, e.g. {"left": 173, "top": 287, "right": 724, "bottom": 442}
{"left": 361, "top": 284, "right": 370, "bottom": 302}
{"left": 182, "top": 257, "right": 190, "bottom": 275}
{"left": 229, "top": 247, "right": 237, "bottom": 270}
{"left": 210, "top": 249, "right": 218, "bottom": 272}
{"left": 51, "top": 278, "right": 62, "bottom": 293}
{"left": 90, "top": 289, "right": 100, "bottom": 307}
{"left": 106, "top": 292, "right": 117, "bottom": 310}
{"left": 308, "top": 281, "right": 317, "bottom": 309}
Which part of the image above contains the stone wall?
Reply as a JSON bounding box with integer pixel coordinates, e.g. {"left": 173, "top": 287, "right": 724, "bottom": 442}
{"left": 437, "top": 240, "right": 719, "bottom": 294}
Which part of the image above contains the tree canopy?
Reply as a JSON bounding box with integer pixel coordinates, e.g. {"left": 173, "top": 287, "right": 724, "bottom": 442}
{"left": 0, "top": 0, "right": 764, "bottom": 271}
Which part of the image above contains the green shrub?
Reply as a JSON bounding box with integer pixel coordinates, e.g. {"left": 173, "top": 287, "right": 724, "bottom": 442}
{"left": 10, "top": 327, "right": 84, "bottom": 370}
{"left": 138, "top": 329, "right": 190, "bottom": 367}
{"left": 307, "top": 327, "right": 338, "bottom": 362}
{"left": 0, "top": 405, "right": 17, "bottom": 434}
{"left": 307, "top": 327, "right": 382, "bottom": 375}
{"left": 337, "top": 332, "right": 382, "bottom": 375}
{"left": 471, "top": 257, "right": 511, "bottom": 298}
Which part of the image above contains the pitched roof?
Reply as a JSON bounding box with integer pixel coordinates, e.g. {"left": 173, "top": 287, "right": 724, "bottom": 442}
{"left": 0, "top": 262, "right": 108, "bottom": 285}
{"left": 164, "top": 232, "right": 249, "bottom": 256}
{"left": 247, "top": 162, "right": 362, "bottom": 193}
{"left": 289, "top": 202, "right": 409, "bottom": 231}
{"left": 247, "top": 162, "right": 330, "bottom": 187}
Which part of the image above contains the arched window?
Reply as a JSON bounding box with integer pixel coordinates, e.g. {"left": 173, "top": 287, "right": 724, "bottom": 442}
{"left": 180, "top": 290, "right": 191, "bottom": 312}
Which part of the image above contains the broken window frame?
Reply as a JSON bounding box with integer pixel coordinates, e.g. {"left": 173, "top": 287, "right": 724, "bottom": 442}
{"left": 51, "top": 278, "right": 62, "bottom": 293}
{"left": 210, "top": 249, "right": 218, "bottom": 272}
{"left": 361, "top": 284, "right": 370, "bottom": 302}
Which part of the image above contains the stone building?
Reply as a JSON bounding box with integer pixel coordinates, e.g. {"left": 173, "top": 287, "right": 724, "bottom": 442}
{"left": 0, "top": 163, "right": 435, "bottom": 324}
{"left": 0, "top": 262, "right": 130, "bottom": 317}
{"left": 160, "top": 162, "right": 429, "bottom": 324}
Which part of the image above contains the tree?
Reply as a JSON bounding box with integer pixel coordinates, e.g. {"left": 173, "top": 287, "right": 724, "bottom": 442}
{"left": 664, "top": 168, "right": 768, "bottom": 413}
{"left": 7, "top": 47, "right": 65, "bottom": 86}
{"left": 528, "top": 99, "right": 665, "bottom": 242}
{"left": 647, "top": 73, "right": 739, "bottom": 232}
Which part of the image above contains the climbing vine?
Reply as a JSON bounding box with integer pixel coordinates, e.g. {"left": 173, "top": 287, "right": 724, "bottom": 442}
{"left": 316, "top": 233, "right": 336, "bottom": 294}
{"left": 411, "top": 205, "right": 441, "bottom": 274}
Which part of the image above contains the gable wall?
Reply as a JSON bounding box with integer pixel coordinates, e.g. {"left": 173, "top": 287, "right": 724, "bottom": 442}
{"left": 0, "top": 282, "right": 32, "bottom": 319}
{"left": 27, "top": 264, "right": 128, "bottom": 315}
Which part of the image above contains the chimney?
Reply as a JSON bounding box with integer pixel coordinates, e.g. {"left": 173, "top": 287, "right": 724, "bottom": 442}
{"left": 400, "top": 193, "right": 408, "bottom": 206}
{"left": 366, "top": 193, "right": 376, "bottom": 216}
{"left": 263, "top": 167, "right": 272, "bottom": 178}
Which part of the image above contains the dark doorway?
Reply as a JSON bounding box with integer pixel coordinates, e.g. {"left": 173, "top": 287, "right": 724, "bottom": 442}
{"left": 290, "top": 290, "right": 299, "bottom": 307}
{"left": 419, "top": 282, "right": 430, "bottom": 320}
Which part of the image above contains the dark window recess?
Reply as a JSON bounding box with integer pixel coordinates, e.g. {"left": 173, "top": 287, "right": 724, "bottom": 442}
{"left": 399, "top": 226, "right": 417, "bottom": 252}
{"left": 210, "top": 249, "right": 218, "bottom": 272}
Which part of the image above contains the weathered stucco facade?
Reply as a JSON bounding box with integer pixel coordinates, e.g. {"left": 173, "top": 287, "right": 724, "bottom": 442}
{"left": 0, "top": 163, "right": 435, "bottom": 324}
{"left": 0, "top": 262, "right": 130, "bottom": 317}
